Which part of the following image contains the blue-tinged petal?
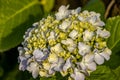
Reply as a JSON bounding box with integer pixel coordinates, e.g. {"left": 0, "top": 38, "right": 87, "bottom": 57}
{"left": 71, "top": 7, "right": 81, "bottom": 14}
{"left": 84, "top": 53, "right": 94, "bottom": 63}
{"left": 94, "top": 53, "right": 104, "bottom": 65}
{"left": 54, "top": 58, "right": 65, "bottom": 71}
{"left": 27, "top": 62, "right": 39, "bottom": 78}
{"left": 63, "top": 58, "right": 72, "bottom": 71}
{"left": 33, "top": 49, "right": 49, "bottom": 62}
{"left": 71, "top": 68, "right": 85, "bottom": 80}
{"left": 19, "top": 58, "right": 27, "bottom": 71}
{"left": 86, "top": 62, "right": 96, "bottom": 71}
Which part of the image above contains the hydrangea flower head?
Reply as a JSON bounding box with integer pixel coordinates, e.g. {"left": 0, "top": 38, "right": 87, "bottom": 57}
{"left": 18, "top": 5, "right": 111, "bottom": 80}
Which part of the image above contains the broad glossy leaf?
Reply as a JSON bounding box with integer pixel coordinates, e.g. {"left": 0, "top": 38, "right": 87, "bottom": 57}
{"left": 105, "top": 16, "right": 120, "bottom": 53}
{"left": 0, "top": 0, "right": 43, "bottom": 52}
{"left": 87, "top": 66, "right": 116, "bottom": 80}
{"left": 82, "top": 0, "right": 105, "bottom": 20}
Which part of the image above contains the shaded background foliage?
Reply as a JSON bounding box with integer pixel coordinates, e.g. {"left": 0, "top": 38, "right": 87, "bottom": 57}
{"left": 0, "top": 0, "right": 120, "bottom": 80}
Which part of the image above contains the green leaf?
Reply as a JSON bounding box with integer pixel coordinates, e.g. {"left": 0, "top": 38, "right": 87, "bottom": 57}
{"left": 40, "top": 0, "right": 55, "bottom": 12}
{"left": 82, "top": 0, "right": 105, "bottom": 20}
{"left": 0, "top": 0, "right": 43, "bottom": 52}
{"left": 114, "top": 66, "right": 120, "bottom": 80}
{"left": 105, "top": 16, "right": 120, "bottom": 53}
{"left": 87, "top": 66, "right": 117, "bottom": 80}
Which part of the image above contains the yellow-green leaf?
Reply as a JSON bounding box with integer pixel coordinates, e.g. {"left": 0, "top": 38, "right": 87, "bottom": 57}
{"left": 0, "top": 0, "right": 43, "bottom": 52}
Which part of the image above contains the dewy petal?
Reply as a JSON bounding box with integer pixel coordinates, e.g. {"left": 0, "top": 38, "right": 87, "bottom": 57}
{"left": 94, "top": 53, "right": 104, "bottom": 65}
{"left": 63, "top": 58, "right": 72, "bottom": 71}
{"left": 78, "top": 42, "right": 91, "bottom": 56}
{"left": 71, "top": 68, "right": 85, "bottom": 80}
{"left": 86, "top": 62, "right": 96, "bottom": 71}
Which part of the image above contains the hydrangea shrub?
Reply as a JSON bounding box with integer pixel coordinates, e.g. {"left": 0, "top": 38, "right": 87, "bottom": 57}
{"left": 18, "top": 5, "right": 111, "bottom": 80}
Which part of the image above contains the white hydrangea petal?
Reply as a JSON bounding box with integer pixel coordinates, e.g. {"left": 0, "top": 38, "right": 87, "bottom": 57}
{"left": 97, "top": 29, "right": 110, "bottom": 38}
{"left": 32, "top": 68, "right": 39, "bottom": 78}
{"left": 78, "top": 16, "right": 85, "bottom": 21}
{"left": 33, "top": 49, "right": 45, "bottom": 61}
{"left": 88, "top": 16, "right": 97, "bottom": 24}
{"left": 61, "top": 38, "right": 74, "bottom": 45}
{"left": 55, "top": 5, "right": 70, "bottom": 20}
{"left": 79, "top": 62, "right": 87, "bottom": 70}
{"left": 84, "top": 53, "right": 94, "bottom": 63}
{"left": 67, "top": 44, "right": 76, "bottom": 52}
{"left": 105, "top": 48, "right": 112, "bottom": 55}
{"left": 83, "top": 30, "right": 94, "bottom": 41}
{"left": 78, "top": 42, "right": 91, "bottom": 56}
{"left": 27, "top": 62, "right": 39, "bottom": 78}
{"left": 71, "top": 68, "right": 85, "bottom": 80}
{"left": 94, "top": 53, "right": 104, "bottom": 65}
{"left": 54, "top": 58, "right": 65, "bottom": 71}
{"left": 48, "top": 53, "right": 58, "bottom": 63}
{"left": 69, "top": 30, "right": 78, "bottom": 39}
{"left": 48, "top": 31, "right": 56, "bottom": 39}
{"left": 86, "top": 62, "right": 96, "bottom": 71}
{"left": 59, "top": 21, "right": 71, "bottom": 31}
{"left": 94, "top": 21, "right": 105, "bottom": 26}
{"left": 51, "top": 43, "right": 64, "bottom": 53}
{"left": 63, "top": 58, "right": 72, "bottom": 71}
{"left": 71, "top": 7, "right": 81, "bottom": 14}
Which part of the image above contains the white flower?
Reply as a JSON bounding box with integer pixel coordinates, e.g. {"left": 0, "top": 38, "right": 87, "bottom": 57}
{"left": 33, "top": 49, "right": 48, "bottom": 62}
{"left": 59, "top": 21, "right": 71, "bottom": 31}
{"left": 97, "top": 29, "right": 110, "bottom": 38}
{"left": 48, "top": 31, "right": 56, "bottom": 40}
{"left": 51, "top": 43, "right": 64, "bottom": 53}
{"left": 88, "top": 12, "right": 105, "bottom": 26}
{"left": 27, "top": 62, "right": 39, "bottom": 78}
{"left": 79, "top": 53, "right": 96, "bottom": 72}
{"left": 32, "top": 22, "right": 38, "bottom": 27}
{"left": 53, "top": 58, "right": 65, "bottom": 71}
{"left": 63, "top": 58, "right": 72, "bottom": 71}
{"left": 69, "top": 30, "right": 78, "bottom": 39}
{"left": 71, "top": 7, "right": 81, "bottom": 14}
{"left": 83, "top": 30, "right": 94, "bottom": 41}
{"left": 94, "top": 48, "right": 112, "bottom": 65}
{"left": 78, "top": 42, "right": 91, "bottom": 56}
{"left": 49, "top": 58, "right": 64, "bottom": 74}
{"left": 55, "top": 5, "right": 70, "bottom": 20}
{"left": 48, "top": 53, "right": 58, "bottom": 63}
{"left": 71, "top": 68, "right": 85, "bottom": 80}
{"left": 61, "top": 39, "right": 76, "bottom": 52}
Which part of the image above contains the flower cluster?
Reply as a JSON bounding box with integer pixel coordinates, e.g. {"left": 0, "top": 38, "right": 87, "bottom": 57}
{"left": 18, "top": 5, "right": 111, "bottom": 80}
